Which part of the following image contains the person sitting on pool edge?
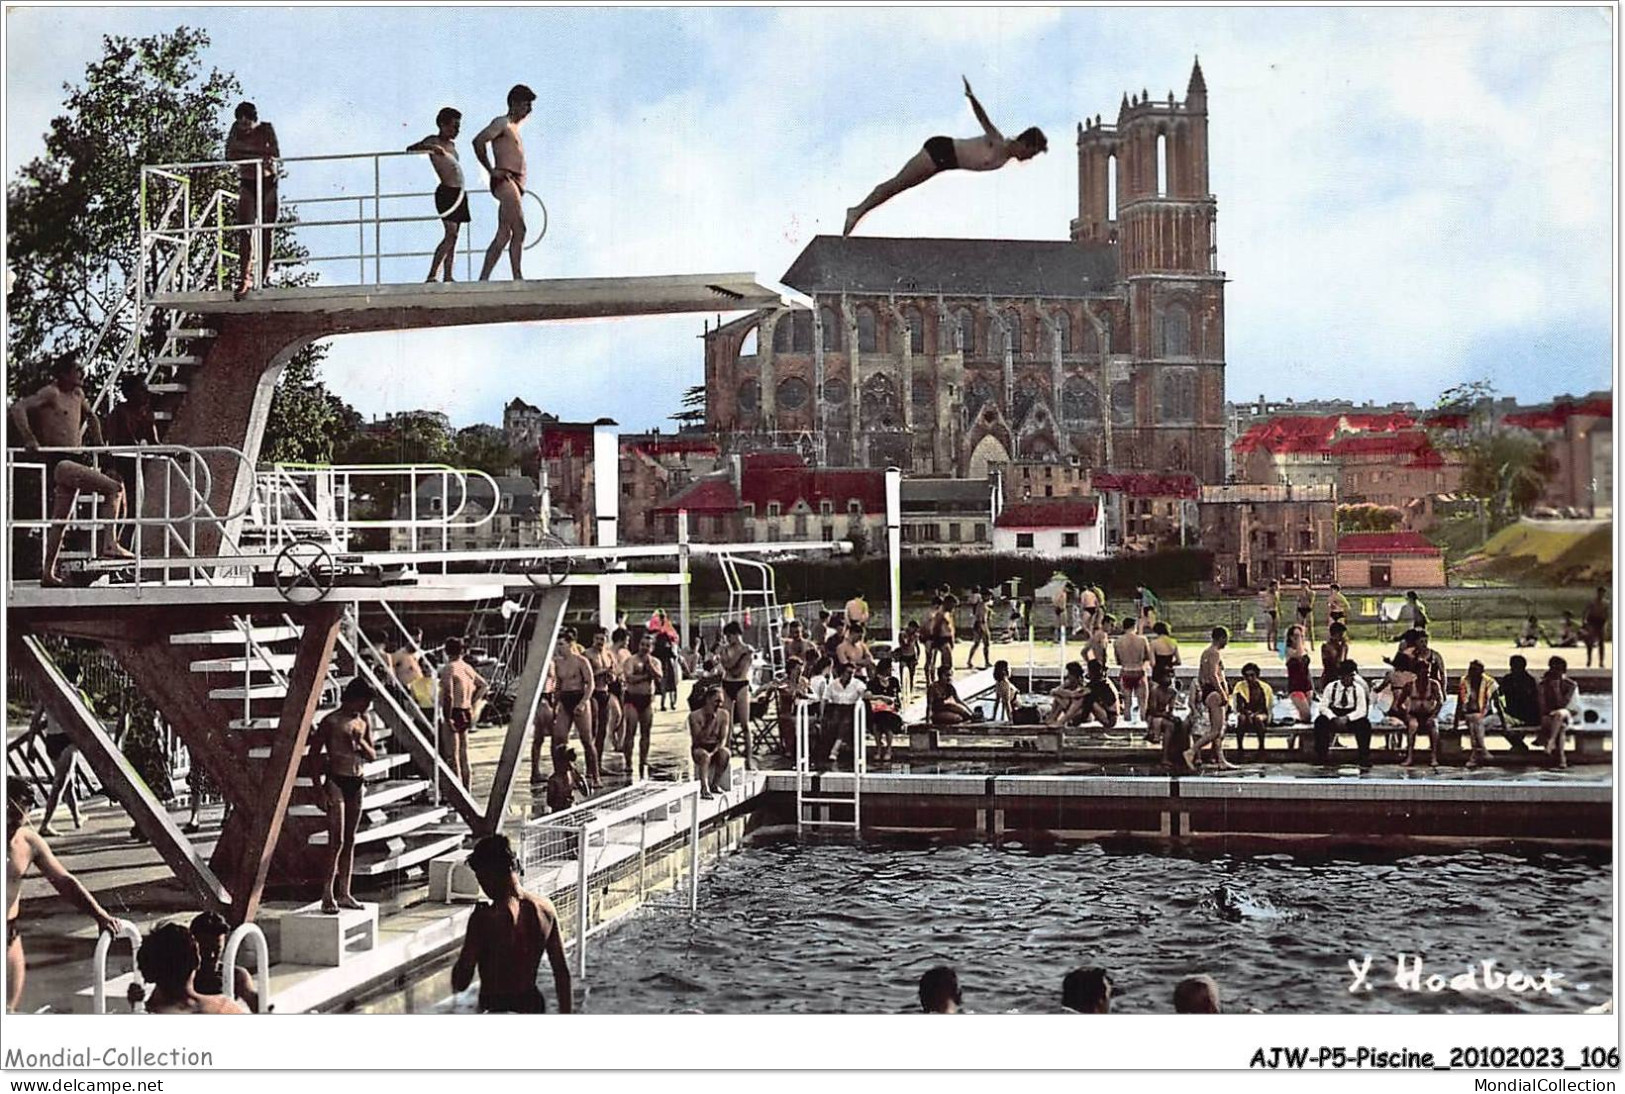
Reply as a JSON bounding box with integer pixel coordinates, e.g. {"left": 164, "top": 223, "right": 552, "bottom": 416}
{"left": 1061, "top": 967, "right": 1112, "bottom": 1013}
{"left": 1230, "top": 662, "right": 1274, "bottom": 758}
{"left": 1538, "top": 656, "right": 1579, "bottom": 770}
{"left": 918, "top": 966, "right": 962, "bottom": 1014}
{"left": 453, "top": 834, "right": 572, "bottom": 1013}
{"left": 925, "top": 664, "right": 975, "bottom": 728}
{"left": 990, "top": 659, "right": 1019, "bottom": 722}
{"left": 1045, "top": 661, "right": 1089, "bottom": 727}
{"left": 688, "top": 685, "right": 734, "bottom": 797}
{"left": 1083, "top": 660, "right": 1120, "bottom": 730}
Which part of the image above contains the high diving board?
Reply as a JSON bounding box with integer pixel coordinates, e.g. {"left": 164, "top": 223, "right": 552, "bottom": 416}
{"left": 152, "top": 272, "right": 810, "bottom": 321}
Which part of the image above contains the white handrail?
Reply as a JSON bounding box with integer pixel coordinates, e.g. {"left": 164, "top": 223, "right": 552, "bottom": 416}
{"left": 221, "top": 922, "right": 271, "bottom": 1013}
{"left": 92, "top": 921, "right": 144, "bottom": 1014}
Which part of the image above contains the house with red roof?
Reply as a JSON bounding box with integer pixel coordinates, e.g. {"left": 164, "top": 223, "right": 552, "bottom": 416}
{"left": 1331, "top": 430, "right": 1464, "bottom": 530}
{"left": 1090, "top": 471, "right": 1200, "bottom": 553}
{"left": 1336, "top": 531, "right": 1445, "bottom": 589}
{"left": 1233, "top": 412, "right": 1417, "bottom": 489}
{"left": 618, "top": 432, "right": 724, "bottom": 543}
{"left": 993, "top": 498, "right": 1105, "bottom": 557}
{"left": 650, "top": 452, "right": 888, "bottom": 547}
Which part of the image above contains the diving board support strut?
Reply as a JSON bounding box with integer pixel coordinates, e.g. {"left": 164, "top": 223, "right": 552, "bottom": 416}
{"left": 13, "top": 635, "right": 232, "bottom": 912}
{"left": 481, "top": 589, "right": 571, "bottom": 833}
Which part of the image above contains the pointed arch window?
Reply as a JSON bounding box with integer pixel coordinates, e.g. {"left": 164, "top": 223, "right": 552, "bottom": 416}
{"left": 956, "top": 308, "right": 977, "bottom": 355}
{"left": 857, "top": 307, "right": 878, "bottom": 353}
{"left": 1062, "top": 374, "right": 1101, "bottom": 424}
{"left": 1157, "top": 303, "right": 1191, "bottom": 358}
{"left": 1002, "top": 308, "right": 1024, "bottom": 354}
{"left": 1051, "top": 310, "right": 1072, "bottom": 354}
{"left": 819, "top": 306, "right": 842, "bottom": 351}
{"left": 902, "top": 306, "right": 926, "bottom": 354}
{"left": 792, "top": 310, "right": 813, "bottom": 352}
{"left": 1158, "top": 367, "right": 1197, "bottom": 424}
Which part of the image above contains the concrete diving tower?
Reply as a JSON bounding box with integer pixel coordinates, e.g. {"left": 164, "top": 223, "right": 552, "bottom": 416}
{"left": 148, "top": 273, "right": 805, "bottom": 555}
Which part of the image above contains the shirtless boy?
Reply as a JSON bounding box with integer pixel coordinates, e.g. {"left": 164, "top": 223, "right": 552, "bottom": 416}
{"left": 472, "top": 84, "right": 536, "bottom": 281}
{"left": 845, "top": 79, "right": 1046, "bottom": 235}
{"left": 835, "top": 621, "right": 875, "bottom": 675}
{"left": 438, "top": 637, "right": 488, "bottom": 792}
{"left": 7, "top": 783, "right": 123, "bottom": 1012}
{"left": 1046, "top": 662, "right": 1089, "bottom": 728}
{"left": 551, "top": 628, "right": 600, "bottom": 789}
{"left": 453, "top": 834, "right": 572, "bottom": 1012}
{"left": 1113, "top": 618, "right": 1152, "bottom": 722}
{"left": 621, "top": 632, "right": 663, "bottom": 780}
{"left": 718, "top": 621, "right": 755, "bottom": 767}
{"left": 1083, "top": 661, "right": 1120, "bottom": 729}
{"left": 407, "top": 107, "right": 468, "bottom": 282}
{"left": 1192, "top": 627, "right": 1235, "bottom": 770}
{"left": 225, "top": 102, "right": 280, "bottom": 298}
{"left": 310, "top": 678, "right": 377, "bottom": 913}
{"left": 10, "top": 358, "right": 136, "bottom": 585}
{"left": 586, "top": 628, "right": 621, "bottom": 761}
{"left": 688, "top": 685, "right": 734, "bottom": 797}
{"left": 965, "top": 588, "right": 993, "bottom": 670}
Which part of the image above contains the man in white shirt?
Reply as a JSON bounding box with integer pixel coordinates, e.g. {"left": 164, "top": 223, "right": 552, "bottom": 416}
{"left": 817, "top": 662, "right": 868, "bottom": 769}
{"left": 1313, "top": 659, "right": 1372, "bottom": 769}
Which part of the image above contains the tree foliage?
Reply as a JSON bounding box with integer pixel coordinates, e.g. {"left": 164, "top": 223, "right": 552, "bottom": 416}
{"left": 261, "top": 354, "right": 359, "bottom": 464}
{"left": 669, "top": 383, "right": 707, "bottom": 426}
{"left": 6, "top": 27, "right": 242, "bottom": 396}
{"left": 453, "top": 423, "right": 518, "bottom": 477}
{"left": 1459, "top": 430, "right": 1558, "bottom": 526}
{"left": 1337, "top": 503, "right": 1405, "bottom": 533}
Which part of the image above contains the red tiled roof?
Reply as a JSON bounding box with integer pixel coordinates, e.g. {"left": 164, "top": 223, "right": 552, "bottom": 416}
{"left": 652, "top": 476, "right": 740, "bottom": 515}
{"left": 738, "top": 454, "right": 886, "bottom": 512}
{"left": 1336, "top": 532, "right": 1443, "bottom": 556}
{"left": 1504, "top": 396, "right": 1613, "bottom": 431}
{"left": 1233, "top": 412, "right": 1419, "bottom": 457}
{"left": 1091, "top": 471, "right": 1199, "bottom": 499}
{"left": 1327, "top": 430, "right": 1434, "bottom": 459}
{"left": 995, "top": 500, "right": 1099, "bottom": 529}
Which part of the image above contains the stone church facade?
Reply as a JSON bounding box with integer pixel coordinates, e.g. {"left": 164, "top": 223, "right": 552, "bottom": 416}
{"left": 704, "top": 60, "right": 1226, "bottom": 483}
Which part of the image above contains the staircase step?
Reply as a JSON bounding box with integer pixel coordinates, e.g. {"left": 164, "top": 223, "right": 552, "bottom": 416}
{"left": 153, "top": 410, "right": 174, "bottom": 422}
{"left": 309, "top": 806, "right": 450, "bottom": 846}
{"left": 172, "top": 626, "right": 301, "bottom": 645}
{"left": 152, "top": 355, "right": 204, "bottom": 367}
{"left": 190, "top": 653, "right": 298, "bottom": 673}
{"left": 147, "top": 382, "right": 189, "bottom": 395}
{"left": 208, "top": 683, "right": 289, "bottom": 702}
{"left": 229, "top": 717, "right": 282, "bottom": 731}
{"left": 288, "top": 778, "right": 429, "bottom": 816}
{"left": 352, "top": 831, "right": 466, "bottom": 877}
{"left": 167, "top": 328, "right": 216, "bottom": 340}
{"left": 294, "top": 753, "right": 412, "bottom": 786}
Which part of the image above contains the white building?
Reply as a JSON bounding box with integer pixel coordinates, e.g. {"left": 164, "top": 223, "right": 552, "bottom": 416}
{"left": 992, "top": 498, "right": 1106, "bottom": 557}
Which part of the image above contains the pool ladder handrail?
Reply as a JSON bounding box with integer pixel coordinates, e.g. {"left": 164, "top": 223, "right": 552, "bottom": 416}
{"left": 793, "top": 698, "right": 865, "bottom": 831}
{"left": 92, "top": 921, "right": 144, "bottom": 1014}
{"left": 221, "top": 922, "right": 272, "bottom": 1012}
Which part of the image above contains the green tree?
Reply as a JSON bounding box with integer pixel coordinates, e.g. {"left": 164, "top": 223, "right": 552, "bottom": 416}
{"left": 6, "top": 27, "right": 242, "bottom": 396}
{"left": 262, "top": 354, "right": 351, "bottom": 464}
{"left": 670, "top": 383, "right": 707, "bottom": 427}
{"left": 454, "top": 423, "right": 518, "bottom": 477}
{"left": 1460, "top": 431, "right": 1558, "bottom": 528}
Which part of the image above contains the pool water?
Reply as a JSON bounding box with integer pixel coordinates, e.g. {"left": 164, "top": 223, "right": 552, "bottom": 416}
{"left": 558, "top": 835, "right": 1611, "bottom": 1014}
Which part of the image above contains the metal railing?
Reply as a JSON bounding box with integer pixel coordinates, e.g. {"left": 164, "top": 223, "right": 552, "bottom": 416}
{"left": 794, "top": 697, "right": 866, "bottom": 831}
{"left": 140, "top": 150, "right": 483, "bottom": 300}
{"left": 6, "top": 443, "right": 260, "bottom": 595}
{"left": 221, "top": 922, "right": 272, "bottom": 1013}
{"left": 247, "top": 462, "right": 502, "bottom": 557}
{"left": 91, "top": 922, "right": 144, "bottom": 1014}
{"left": 520, "top": 781, "right": 705, "bottom": 979}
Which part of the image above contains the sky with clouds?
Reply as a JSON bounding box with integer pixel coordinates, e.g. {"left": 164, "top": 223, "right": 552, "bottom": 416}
{"left": 4, "top": 5, "right": 1614, "bottom": 431}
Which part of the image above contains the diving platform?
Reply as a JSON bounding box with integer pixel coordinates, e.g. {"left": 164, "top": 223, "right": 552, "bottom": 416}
{"left": 151, "top": 272, "right": 808, "bottom": 324}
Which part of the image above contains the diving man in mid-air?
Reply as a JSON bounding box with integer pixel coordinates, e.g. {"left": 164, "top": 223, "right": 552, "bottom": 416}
{"left": 843, "top": 77, "right": 1047, "bottom": 236}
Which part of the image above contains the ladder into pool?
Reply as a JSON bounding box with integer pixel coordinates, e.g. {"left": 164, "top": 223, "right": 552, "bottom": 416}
{"left": 793, "top": 698, "right": 865, "bottom": 832}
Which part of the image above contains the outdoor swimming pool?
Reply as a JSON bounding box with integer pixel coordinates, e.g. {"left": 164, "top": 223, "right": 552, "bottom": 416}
{"left": 435, "top": 834, "right": 1613, "bottom": 1014}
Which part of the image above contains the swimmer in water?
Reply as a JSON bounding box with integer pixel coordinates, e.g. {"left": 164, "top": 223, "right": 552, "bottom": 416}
{"left": 136, "top": 923, "right": 249, "bottom": 1014}
{"left": 918, "top": 965, "right": 962, "bottom": 1014}
{"left": 453, "top": 834, "right": 572, "bottom": 1013}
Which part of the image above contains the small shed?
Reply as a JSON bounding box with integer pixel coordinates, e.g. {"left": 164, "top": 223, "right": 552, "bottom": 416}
{"left": 1335, "top": 531, "right": 1445, "bottom": 589}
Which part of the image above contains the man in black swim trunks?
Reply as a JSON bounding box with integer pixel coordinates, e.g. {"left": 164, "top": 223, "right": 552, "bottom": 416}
{"left": 718, "top": 621, "right": 755, "bottom": 768}
{"left": 843, "top": 77, "right": 1046, "bottom": 235}
{"left": 621, "top": 632, "right": 662, "bottom": 781}
{"left": 310, "top": 679, "right": 377, "bottom": 914}
{"left": 407, "top": 107, "right": 468, "bottom": 283}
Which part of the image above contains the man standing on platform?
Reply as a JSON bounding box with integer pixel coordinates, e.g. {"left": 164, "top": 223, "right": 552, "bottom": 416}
{"left": 407, "top": 107, "right": 468, "bottom": 283}
{"left": 1192, "top": 627, "right": 1235, "bottom": 770}
{"left": 225, "top": 102, "right": 280, "bottom": 298}
{"left": 472, "top": 84, "right": 535, "bottom": 281}
{"left": 310, "top": 679, "right": 378, "bottom": 914}
{"left": 438, "top": 638, "right": 487, "bottom": 793}
{"left": 718, "top": 622, "right": 755, "bottom": 768}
